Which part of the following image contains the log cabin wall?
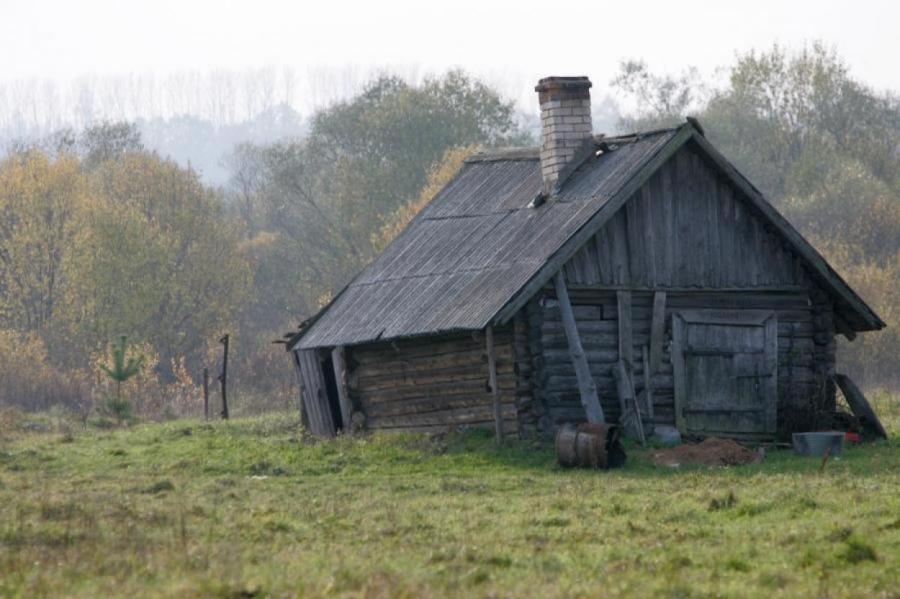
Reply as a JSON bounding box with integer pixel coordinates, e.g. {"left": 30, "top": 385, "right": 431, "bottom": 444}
{"left": 346, "top": 329, "right": 527, "bottom": 436}
{"left": 525, "top": 143, "right": 837, "bottom": 437}
{"left": 528, "top": 289, "right": 835, "bottom": 436}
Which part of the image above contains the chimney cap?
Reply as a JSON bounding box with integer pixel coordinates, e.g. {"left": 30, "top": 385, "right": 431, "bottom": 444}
{"left": 534, "top": 76, "right": 592, "bottom": 93}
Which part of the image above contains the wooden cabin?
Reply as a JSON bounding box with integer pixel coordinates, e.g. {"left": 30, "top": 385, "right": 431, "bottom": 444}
{"left": 285, "top": 76, "right": 884, "bottom": 441}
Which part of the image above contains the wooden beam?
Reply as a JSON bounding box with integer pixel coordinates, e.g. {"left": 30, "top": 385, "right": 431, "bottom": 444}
{"left": 485, "top": 326, "right": 504, "bottom": 444}
{"left": 331, "top": 346, "right": 354, "bottom": 432}
{"left": 617, "top": 290, "right": 633, "bottom": 369}
{"left": 553, "top": 272, "right": 605, "bottom": 423}
{"left": 649, "top": 290, "right": 667, "bottom": 375}
{"left": 641, "top": 345, "right": 654, "bottom": 420}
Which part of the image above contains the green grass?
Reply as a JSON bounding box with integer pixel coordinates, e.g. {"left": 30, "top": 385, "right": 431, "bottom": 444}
{"left": 0, "top": 401, "right": 898, "bottom": 598}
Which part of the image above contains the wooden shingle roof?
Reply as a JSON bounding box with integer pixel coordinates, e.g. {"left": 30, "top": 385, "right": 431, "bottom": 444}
{"left": 293, "top": 123, "right": 883, "bottom": 350}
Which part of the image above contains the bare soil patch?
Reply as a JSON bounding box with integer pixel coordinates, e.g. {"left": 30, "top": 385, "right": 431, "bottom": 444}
{"left": 650, "top": 437, "right": 764, "bottom": 467}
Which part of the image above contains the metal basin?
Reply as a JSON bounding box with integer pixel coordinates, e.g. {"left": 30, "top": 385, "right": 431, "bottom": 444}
{"left": 792, "top": 432, "right": 844, "bottom": 457}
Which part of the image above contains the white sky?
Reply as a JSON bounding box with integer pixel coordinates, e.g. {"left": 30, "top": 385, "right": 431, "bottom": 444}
{"left": 1, "top": 0, "right": 898, "bottom": 111}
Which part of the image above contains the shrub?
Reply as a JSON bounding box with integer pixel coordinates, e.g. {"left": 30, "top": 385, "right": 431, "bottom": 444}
{"left": 0, "top": 329, "right": 90, "bottom": 413}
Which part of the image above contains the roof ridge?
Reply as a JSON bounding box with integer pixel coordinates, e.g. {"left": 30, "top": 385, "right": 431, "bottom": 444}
{"left": 464, "top": 126, "right": 681, "bottom": 163}
{"left": 464, "top": 147, "right": 539, "bottom": 162}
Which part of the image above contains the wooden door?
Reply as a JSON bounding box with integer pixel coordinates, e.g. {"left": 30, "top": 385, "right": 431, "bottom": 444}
{"left": 294, "top": 349, "right": 337, "bottom": 437}
{"left": 672, "top": 310, "right": 777, "bottom": 437}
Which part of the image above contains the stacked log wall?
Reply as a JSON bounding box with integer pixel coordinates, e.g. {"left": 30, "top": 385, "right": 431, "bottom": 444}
{"left": 347, "top": 330, "right": 523, "bottom": 436}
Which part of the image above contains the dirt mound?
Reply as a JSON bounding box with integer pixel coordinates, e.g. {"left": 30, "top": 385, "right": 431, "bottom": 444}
{"left": 651, "top": 437, "right": 763, "bottom": 467}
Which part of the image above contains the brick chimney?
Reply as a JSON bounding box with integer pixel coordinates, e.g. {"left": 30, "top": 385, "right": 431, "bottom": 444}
{"left": 535, "top": 76, "right": 593, "bottom": 194}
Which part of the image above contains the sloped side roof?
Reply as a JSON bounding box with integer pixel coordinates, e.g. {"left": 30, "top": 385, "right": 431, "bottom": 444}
{"left": 294, "top": 123, "right": 883, "bottom": 350}
{"left": 295, "top": 129, "right": 679, "bottom": 349}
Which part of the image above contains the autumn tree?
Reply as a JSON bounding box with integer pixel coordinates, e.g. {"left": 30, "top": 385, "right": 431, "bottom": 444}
{"left": 61, "top": 151, "right": 251, "bottom": 373}
{"left": 0, "top": 151, "right": 88, "bottom": 334}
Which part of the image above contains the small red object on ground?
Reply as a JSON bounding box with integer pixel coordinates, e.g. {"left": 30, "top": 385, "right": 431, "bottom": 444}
{"left": 844, "top": 431, "right": 861, "bottom": 444}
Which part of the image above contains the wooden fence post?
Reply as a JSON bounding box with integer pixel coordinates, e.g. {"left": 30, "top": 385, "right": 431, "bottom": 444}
{"left": 202, "top": 367, "right": 210, "bottom": 420}
{"left": 219, "top": 334, "right": 229, "bottom": 420}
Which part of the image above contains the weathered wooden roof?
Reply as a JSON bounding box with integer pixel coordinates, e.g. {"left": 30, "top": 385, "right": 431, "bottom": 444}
{"left": 293, "top": 123, "right": 883, "bottom": 350}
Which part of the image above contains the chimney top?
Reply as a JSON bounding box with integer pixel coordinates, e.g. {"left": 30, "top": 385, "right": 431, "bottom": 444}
{"left": 535, "top": 76, "right": 592, "bottom": 103}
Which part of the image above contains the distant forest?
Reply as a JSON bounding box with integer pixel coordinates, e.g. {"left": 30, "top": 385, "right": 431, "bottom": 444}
{"left": 0, "top": 43, "right": 897, "bottom": 418}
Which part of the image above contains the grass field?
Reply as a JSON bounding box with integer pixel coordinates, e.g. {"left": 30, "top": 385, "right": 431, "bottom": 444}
{"left": 1, "top": 397, "right": 898, "bottom": 598}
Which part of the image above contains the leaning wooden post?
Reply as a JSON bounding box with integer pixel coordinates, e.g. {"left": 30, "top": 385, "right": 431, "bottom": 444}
{"left": 485, "top": 326, "right": 503, "bottom": 443}
{"left": 218, "top": 334, "right": 230, "bottom": 420}
{"left": 553, "top": 272, "right": 604, "bottom": 423}
{"left": 202, "top": 367, "right": 210, "bottom": 420}
{"left": 330, "top": 346, "right": 354, "bottom": 433}
{"left": 614, "top": 359, "right": 645, "bottom": 445}
{"left": 641, "top": 346, "right": 654, "bottom": 420}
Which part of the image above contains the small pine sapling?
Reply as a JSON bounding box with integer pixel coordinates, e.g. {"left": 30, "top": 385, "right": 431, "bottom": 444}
{"left": 101, "top": 335, "right": 144, "bottom": 422}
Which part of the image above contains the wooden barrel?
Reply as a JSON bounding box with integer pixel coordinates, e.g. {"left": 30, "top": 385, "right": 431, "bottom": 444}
{"left": 555, "top": 423, "right": 626, "bottom": 469}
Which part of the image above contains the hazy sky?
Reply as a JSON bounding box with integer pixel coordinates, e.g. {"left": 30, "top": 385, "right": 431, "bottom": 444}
{"left": 2, "top": 0, "right": 898, "bottom": 110}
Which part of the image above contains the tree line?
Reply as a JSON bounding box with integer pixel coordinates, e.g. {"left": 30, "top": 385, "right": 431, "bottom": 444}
{"left": 0, "top": 45, "right": 896, "bottom": 418}
{"left": 0, "top": 71, "right": 527, "bottom": 416}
